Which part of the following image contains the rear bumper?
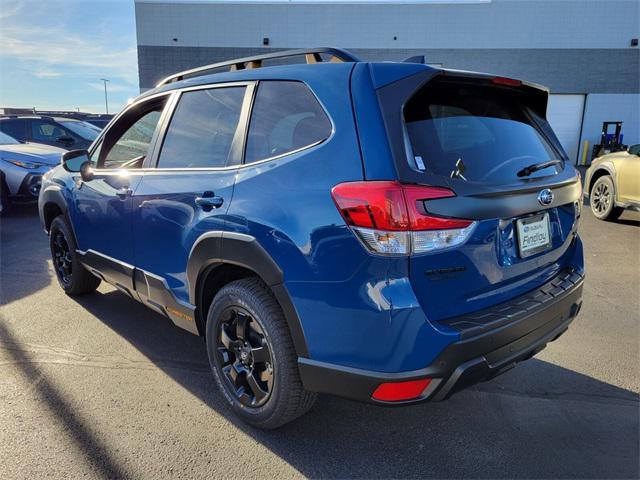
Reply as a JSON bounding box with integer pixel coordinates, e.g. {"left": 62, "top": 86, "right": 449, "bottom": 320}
{"left": 298, "top": 269, "right": 584, "bottom": 405}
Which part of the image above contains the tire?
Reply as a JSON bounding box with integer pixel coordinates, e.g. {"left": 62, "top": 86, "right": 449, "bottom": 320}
{"left": 0, "top": 177, "right": 11, "bottom": 217}
{"left": 49, "top": 216, "right": 101, "bottom": 295}
{"left": 205, "top": 277, "right": 316, "bottom": 429}
{"left": 590, "top": 175, "right": 623, "bottom": 221}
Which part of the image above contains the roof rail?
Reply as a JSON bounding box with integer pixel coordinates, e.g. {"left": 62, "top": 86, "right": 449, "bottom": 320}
{"left": 156, "top": 47, "right": 361, "bottom": 87}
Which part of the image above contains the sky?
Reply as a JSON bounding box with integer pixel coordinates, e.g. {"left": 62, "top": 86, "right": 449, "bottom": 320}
{"left": 0, "top": 0, "right": 139, "bottom": 114}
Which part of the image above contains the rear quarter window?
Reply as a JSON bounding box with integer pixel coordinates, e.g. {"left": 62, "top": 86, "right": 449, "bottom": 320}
{"left": 245, "top": 81, "right": 332, "bottom": 163}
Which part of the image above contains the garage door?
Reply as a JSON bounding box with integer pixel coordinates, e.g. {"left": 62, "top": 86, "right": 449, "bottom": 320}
{"left": 547, "top": 94, "right": 586, "bottom": 164}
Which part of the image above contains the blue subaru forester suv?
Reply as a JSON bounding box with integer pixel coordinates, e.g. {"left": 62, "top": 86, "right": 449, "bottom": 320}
{"left": 39, "top": 48, "right": 584, "bottom": 428}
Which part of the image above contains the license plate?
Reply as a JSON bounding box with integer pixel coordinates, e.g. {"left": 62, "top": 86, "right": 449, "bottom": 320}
{"left": 516, "top": 213, "right": 551, "bottom": 258}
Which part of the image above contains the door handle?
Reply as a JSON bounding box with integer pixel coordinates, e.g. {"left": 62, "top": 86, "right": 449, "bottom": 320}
{"left": 115, "top": 187, "right": 133, "bottom": 199}
{"left": 195, "top": 192, "right": 224, "bottom": 211}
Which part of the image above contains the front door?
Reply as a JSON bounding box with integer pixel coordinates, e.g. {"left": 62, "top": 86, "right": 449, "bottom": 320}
{"left": 132, "top": 84, "right": 250, "bottom": 328}
{"left": 69, "top": 95, "right": 170, "bottom": 296}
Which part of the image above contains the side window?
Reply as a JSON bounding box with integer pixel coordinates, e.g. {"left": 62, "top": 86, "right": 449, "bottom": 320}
{"left": 245, "top": 81, "right": 332, "bottom": 163}
{"left": 157, "top": 87, "right": 246, "bottom": 169}
{"left": 100, "top": 104, "right": 164, "bottom": 170}
{"left": 0, "top": 119, "right": 27, "bottom": 141}
{"left": 31, "top": 120, "right": 74, "bottom": 142}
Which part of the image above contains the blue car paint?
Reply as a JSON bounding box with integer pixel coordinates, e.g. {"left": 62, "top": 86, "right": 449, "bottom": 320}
{"left": 70, "top": 172, "right": 144, "bottom": 266}
{"left": 132, "top": 168, "right": 238, "bottom": 301}
{"left": 39, "top": 60, "right": 585, "bottom": 377}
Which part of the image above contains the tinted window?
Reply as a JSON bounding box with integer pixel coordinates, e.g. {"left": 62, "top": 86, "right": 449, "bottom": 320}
{"left": 245, "top": 81, "right": 331, "bottom": 163}
{"left": 0, "top": 119, "right": 26, "bottom": 141}
{"left": 158, "top": 87, "right": 246, "bottom": 169}
{"left": 0, "top": 131, "right": 19, "bottom": 145}
{"left": 59, "top": 120, "right": 100, "bottom": 140}
{"left": 404, "top": 81, "right": 559, "bottom": 183}
{"left": 31, "top": 120, "right": 75, "bottom": 142}
{"left": 102, "top": 110, "right": 162, "bottom": 169}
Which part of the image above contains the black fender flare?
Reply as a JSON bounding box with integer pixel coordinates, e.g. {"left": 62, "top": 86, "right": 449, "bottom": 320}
{"left": 38, "top": 184, "right": 70, "bottom": 233}
{"left": 187, "top": 232, "right": 309, "bottom": 357}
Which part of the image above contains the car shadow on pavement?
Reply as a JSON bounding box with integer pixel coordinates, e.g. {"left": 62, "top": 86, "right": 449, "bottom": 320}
{"left": 0, "top": 204, "right": 52, "bottom": 305}
{"left": 0, "top": 320, "right": 130, "bottom": 479}
{"left": 613, "top": 217, "right": 640, "bottom": 227}
{"left": 72, "top": 288, "right": 640, "bottom": 480}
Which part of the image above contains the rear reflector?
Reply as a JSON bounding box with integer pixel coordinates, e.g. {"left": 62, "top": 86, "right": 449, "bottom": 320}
{"left": 371, "top": 378, "right": 431, "bottom": 402}
{"left": 331, "top": 181, "right": 475, "bottom": 255}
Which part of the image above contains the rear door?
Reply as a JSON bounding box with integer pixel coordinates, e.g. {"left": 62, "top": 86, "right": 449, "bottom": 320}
{"left": 377, "top": 72, "right": 582, "bottom": 321}
{"left": 615, "top": 152, "right": 640, "bottom": 203}
{"left": 131, "top": 82, "right": 251, "bottom": 326}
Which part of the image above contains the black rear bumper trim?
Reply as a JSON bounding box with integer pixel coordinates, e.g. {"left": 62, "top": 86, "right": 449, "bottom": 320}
{"left": 298, "top": 271, "right": 584, "bottom": 405}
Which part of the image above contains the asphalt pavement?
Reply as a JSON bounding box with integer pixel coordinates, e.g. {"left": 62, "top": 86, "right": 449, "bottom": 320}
{"left": 1, "top": 203, "right": 638, "bottom": 479}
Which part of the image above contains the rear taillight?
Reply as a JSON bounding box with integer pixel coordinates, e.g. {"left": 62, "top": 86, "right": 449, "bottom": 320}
{"left": 331, "top": 181, "right": 476, "bottom": 255}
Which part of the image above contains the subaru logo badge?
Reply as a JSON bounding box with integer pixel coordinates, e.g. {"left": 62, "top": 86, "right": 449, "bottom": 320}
{"left": 538, "top": 189, "right": 554, "bottom": 206}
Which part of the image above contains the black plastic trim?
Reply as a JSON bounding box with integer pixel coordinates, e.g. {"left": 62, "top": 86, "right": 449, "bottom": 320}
{"left": 187, "top": 231, "right": 309, "bottom": 356}
{"left": 38, "top": 185, "right": 68, "bottom": 231}
{"left": 426, "top": 179, "right": 581, "bottom": 222}
{"left": 77, "top": 249, "right": 136, "bottom": 297}
{"left": 135, "top": 269, "right": 199, "bottom": 335}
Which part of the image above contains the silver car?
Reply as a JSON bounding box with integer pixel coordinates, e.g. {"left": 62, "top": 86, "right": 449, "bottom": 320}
{"left": 0, "top": 131, "right": 65, "bottom": 214}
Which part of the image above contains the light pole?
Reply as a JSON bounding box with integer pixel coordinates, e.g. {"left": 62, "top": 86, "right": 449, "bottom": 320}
{"left": 100, "top": 78, "right": 109, "bottom": 114}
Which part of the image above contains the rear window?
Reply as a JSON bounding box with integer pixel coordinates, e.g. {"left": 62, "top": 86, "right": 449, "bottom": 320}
{"left": 404, "top": 81, "right": 560, "bottom": 183}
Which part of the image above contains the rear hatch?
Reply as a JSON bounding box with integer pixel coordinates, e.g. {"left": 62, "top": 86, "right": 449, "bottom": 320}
{"left": 374, "top": 68, "right": 582, "bottom": 323}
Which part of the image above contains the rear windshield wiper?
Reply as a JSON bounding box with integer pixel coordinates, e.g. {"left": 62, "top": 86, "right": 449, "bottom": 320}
{"left": 517, "top": 159, "right": 563, "bottom": 178}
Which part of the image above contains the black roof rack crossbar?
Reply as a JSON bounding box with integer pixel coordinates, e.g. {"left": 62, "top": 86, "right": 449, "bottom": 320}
{"left": 155, "top": 47, "right": 361, "bottom": 87}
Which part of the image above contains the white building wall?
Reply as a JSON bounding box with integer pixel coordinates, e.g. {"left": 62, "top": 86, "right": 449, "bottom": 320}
{"left": 135, "top": 0, "right": 638, "bottom": 49}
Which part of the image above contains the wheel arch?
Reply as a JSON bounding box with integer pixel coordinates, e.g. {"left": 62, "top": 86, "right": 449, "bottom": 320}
{"left": 188, "top": 232, "right": 310, "bottom": 357}
{"left": 39, "top": 185, "right": 69, "bottom": 232}
{"left": 588, "top": 165, "right": 616, "bottom": 197}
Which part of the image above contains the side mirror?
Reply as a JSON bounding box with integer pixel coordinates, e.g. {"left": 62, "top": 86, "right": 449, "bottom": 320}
{"left": 80, "top": 161, "right": 94, "bottom": 182}
{"left": 627, "top": 144, "right": 640, "bottom": 156}
{"left": 62, "top": 150, "right": 94, "bottom": 181}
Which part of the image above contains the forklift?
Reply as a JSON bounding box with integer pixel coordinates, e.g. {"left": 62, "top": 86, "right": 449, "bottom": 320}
{"left": 591, "top": 121, "right": 627, "bottom": 161}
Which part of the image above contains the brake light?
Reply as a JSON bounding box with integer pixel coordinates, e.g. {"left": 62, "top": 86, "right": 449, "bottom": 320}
{"left": 371, "top": 378, "right": 431, "bottom": 402}
{"left": 331, "top": 181, "right": 476, "bottom": 255}
{"left": 492, "top": 76, "right": 522, "bottom": 87}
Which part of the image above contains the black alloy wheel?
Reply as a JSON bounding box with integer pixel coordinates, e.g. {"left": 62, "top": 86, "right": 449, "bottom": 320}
{"left": 48, "top": 216, "right": 101, "bottom": 295}
{"left": 52, "top": 229, "right": 73, "bottom": 287}
{"left": 216, "top": 307, "right": 274, "bottom": 407}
